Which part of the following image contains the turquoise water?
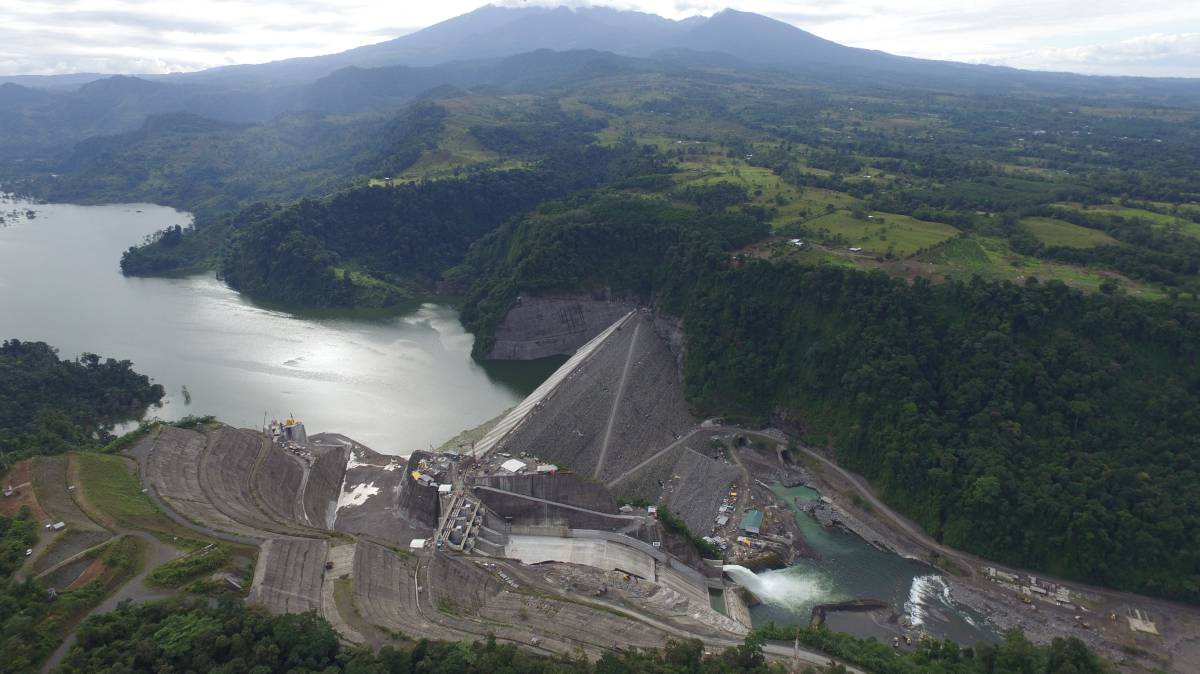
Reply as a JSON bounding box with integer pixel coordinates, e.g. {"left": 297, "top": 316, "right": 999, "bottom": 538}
{"left": 743, "top": 483, "right": 995, "bottom": 644}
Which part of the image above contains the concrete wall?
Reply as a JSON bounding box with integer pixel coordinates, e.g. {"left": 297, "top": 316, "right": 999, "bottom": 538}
{"left": 474, "top": 487, "right": 632, "bottom": 531}
{"left": 504, "top": 534, "right": 657, "bottom": 580}
{"left": 249, "top": 537, "right": 327, "bottom": 614}
{"left": 397, "top": 452, "right": 439, "bottom": 528}
{"left": 486, "top": 294, "right": 637, "bottom": 360}
{"left": 473, "top": 473, "right": 618, "bottom": 512}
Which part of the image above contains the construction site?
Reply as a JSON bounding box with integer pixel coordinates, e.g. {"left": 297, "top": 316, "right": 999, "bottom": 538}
{"left": 10, "top": 306, "right": 1198, "bottom": 672}
{"left": 73, "top": 309, "right": 833, "bottom": 663}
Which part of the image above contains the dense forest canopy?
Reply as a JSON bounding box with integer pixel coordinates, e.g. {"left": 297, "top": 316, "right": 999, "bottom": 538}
{"left": 0, "top": 340, "right": 164, "bottom": 468}
{"left": 683, "top": 265, "right": 1200, "bottom": 602}
{"left": 57, "top": 598, "right": 1109, "bottom": 674}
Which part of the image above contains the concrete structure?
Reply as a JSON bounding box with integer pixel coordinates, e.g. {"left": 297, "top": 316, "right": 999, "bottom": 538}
{"left": 504, "top": 534, "right": 656, "bottom": 580}
{"left": 499, "top": 458, "right": 526, "bottom": 474}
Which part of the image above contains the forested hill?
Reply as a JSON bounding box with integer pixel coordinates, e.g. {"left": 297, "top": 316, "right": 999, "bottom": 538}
{"left": 0, "top": 340, "right": 164, "bottom": 467}
{"left": 17, "top": 21, "right": 1200, "bottom": 609}
{"left": 457, "top": 194, "right": 1200, "bottom": 602}
{"left": 686, "top": 265, "right": 1200, "bottom": 602}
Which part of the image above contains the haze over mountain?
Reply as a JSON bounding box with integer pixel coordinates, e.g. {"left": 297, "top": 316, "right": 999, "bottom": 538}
{"left": 1, "top": 4, "right": 1198, "bottom": 159}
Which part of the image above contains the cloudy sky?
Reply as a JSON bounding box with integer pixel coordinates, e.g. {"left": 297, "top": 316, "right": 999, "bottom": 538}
{"left": 2, "top": 0, "right": 1198, "bottom": 77}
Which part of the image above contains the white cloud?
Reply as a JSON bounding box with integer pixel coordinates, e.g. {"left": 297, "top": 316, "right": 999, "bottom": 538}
{"left": 1, "top": 0, "right": 1198, "bottom": 77}
{"left": 991, "top": 33, "right": 1200, "bottom": 77}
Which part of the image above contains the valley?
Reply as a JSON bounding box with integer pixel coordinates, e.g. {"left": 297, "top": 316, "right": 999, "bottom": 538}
{"left": 3, "top": 3, "right": 1199, "bottom": 673}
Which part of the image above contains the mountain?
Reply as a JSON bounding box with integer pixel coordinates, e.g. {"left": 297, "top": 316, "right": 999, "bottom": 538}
{"left": 165, "top": 5, "right": 691, "bottom": 87}
{"left": 3, "top": 4, "right": 1200, "bottom": 161}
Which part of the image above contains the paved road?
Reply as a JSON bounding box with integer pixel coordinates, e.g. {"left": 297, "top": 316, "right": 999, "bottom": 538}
{"left": 786, "top": 436, "right": 973, "bottom": 574}
{"left": 41, "top": 532, "right": 182, "bottom": 672}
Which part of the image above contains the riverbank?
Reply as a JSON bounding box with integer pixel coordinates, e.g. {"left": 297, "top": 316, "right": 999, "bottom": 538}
{"left": 780, "top": 435, "right": 1200, "bottom": 673}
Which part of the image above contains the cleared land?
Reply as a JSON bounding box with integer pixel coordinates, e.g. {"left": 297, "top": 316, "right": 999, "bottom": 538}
{"left": 915, "top": 235, "right": 1163, "bottom": 298}
{"left": 803, "top": 210, "right": 959, "bottom": 256}
{"left": 249, "top": 537, "right": 328, "bottom": 614}
{"left": 72, "top": 453, "right": 193, "bottom": 539}
{"left": 0, "top": 459, "right": 49, "bottom": 521}
{"left": 30, "top": 456, "right": 111, "bottom": 573}
{"left": 1021, "top": 217, "right": 1119, "bottom": 248}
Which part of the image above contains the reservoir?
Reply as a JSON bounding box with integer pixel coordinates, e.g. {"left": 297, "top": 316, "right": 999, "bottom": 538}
{"left": 0, "top": 197, "right": 559, "bottom": 454}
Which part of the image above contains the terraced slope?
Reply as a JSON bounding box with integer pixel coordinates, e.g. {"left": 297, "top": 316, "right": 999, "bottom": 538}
{"left": 255, "top": 444, "right": 309, "bottom": 526}
{"left": 200, "top": 427, "right": 289, "bottom": 534}
{"left": 304, "top": 446, "right": 348, "bottom": 529}
{"left": 144, "top": 427, "right": 265, "bottom": 539}
{"left": 249, "top": 537, "right": 328, "bottom": 614}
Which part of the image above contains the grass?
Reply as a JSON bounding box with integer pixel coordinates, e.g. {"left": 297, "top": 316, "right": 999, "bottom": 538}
{"left": 802, "top": 210, "right": 958, "bottom": 257}
{"left": 917, "top": 235, "right": 1165, "bottom": 299}
{"left": 670, "top": 154, "right": 865, "bottom": 229}
{"left": 71, "top": 453, "right": 199, "bottom": 542}
{"left": 1021, "top": 217, "right": 1119, "bottom": 248}
{"left": 1053, "top": 202, "right": 1200, "bottom": 240}
{"left": 148, "top": 543, "right": 231, "bottom": 588}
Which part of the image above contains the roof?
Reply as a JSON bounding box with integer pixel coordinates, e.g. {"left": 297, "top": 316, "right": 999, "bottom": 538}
{"left": 500, "top": 458, "right": 525, "bottom": 473}
{"left": 409, "top": 538, "right": 427, "bottom": 549}
{"left": 438, "top": 484, "right": 452, "bottom": 493}
{"left": 739, "top": 510, "right": 763, "bottom": 532}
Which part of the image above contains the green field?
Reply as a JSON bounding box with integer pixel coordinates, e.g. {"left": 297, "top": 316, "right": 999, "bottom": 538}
{"left": 72, "top": 453, "right": 194, "bottom": 540}
{"left": 1021, "top": 217, "right": 1119, "bottom": 248}
{"left": 920, "top": 235, "right": 1164, "bottom": 299}
{"left": 1053, "top": 202, "right": 1200, "bottom": 240}
{"left": 803, "top": 210, "right": 958, "bottom": 256}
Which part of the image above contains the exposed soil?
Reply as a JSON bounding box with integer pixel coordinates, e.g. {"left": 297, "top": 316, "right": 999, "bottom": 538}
{"left": 1, "top": 459, "right": 50, "bottom": 521}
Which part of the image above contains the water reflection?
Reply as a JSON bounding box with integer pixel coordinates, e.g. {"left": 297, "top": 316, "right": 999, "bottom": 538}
{"left": 0, "top": 198, "right": 555, "bottom": 454}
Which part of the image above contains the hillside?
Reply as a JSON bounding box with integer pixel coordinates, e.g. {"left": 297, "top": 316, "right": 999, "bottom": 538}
{"left": 7, "top": 3, "right": 1200, "bottom": 611}
{"left": 4, "top": 5, "right": 1200, "bottom": 160}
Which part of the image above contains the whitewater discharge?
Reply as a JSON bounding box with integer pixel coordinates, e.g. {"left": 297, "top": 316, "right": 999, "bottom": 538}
{"left": 723, "top": 564, "right": 836, "bottom": 609}
{"left": 904, "top": 574, "right": 951, "bottom": 627}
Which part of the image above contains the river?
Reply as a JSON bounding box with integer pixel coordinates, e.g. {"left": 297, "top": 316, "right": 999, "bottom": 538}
{"left": 0, "top": 196, "right": 561, "bottom": 454}
{"left": 730, "top": 484, "right": 996, "bottom": 645}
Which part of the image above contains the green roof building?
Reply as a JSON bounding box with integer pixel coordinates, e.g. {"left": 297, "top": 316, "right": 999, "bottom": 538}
{"left": 739, "top": 510, "right": 763, "bottom": 534}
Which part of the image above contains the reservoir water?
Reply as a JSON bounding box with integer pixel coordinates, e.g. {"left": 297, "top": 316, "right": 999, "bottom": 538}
{"left": 735, "top": 483, "right": 996, "bottom": 645}
{"left": 0, "top": 197, "right": 560, "bottom": 454}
